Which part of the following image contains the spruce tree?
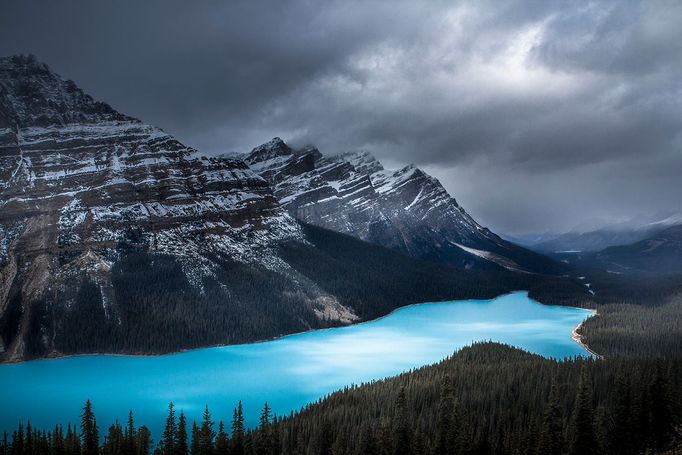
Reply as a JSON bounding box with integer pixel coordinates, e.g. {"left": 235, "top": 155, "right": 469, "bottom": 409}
{"left": 648, "top": 363, "right": 674, "bottom": 452}
{"left": 124, "top": 411, "right": 136, "bottom": 455}
{"left": 175, "top": 412, "right": 188, "bottom": 455}
{"left": 215, "top": 422, "right": 228, "bottom": 455}
{"left": 81, "top": 400, "right": 99, "bottom": 455}
{"left": 66, "top": 423, "right": 81, "bottom": 455}
{"left": 231, "top": 402, "right": 244, "bottom": 455}
{"left": 569, "top": 368, "right": 599, "bottom": 455}
{"left": 52, "top": 425, "right": 65, "bottom": 455}
{"left": 162, "top": 403, "right": 177, "bottom": 455}
{"left": 537, "top": 380, "right": 563, "bottom": 455}
{"left": 190, "top": 423, "right": 200, "bottom": 455}
{"left": 255, "top": 403, "right": 271, "bottom": 455}
{"left": 137, "top": 426, "right": 152, "bottom": 455}
{"left": 358, "top": 423, "right": 377, "bottom": 455}
{"left": 435, "top": 376, "right": 454, "bottom": 455}
{"left": 392, "top": 387, "right": 411, "bottom": 455}
{"left": 607, "top": 373, "right": 633, "bottom": 455}
{"left": 199, "top": 406, "right": 214, "bottom": 455}
{"left": 315, "top": 419, "right": 333, "bottom": 455}
{"left": 26, "top": 421, "right": 33, "bottom": 455}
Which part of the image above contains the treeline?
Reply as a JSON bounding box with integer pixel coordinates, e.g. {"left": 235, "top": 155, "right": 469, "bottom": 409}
{"left": 581, "top": 292, "right": 682, "bottom": 358}
{"left": 2, "top": 343, "right": 680, "bottom": 455}
{"left": 280, "top": 224, "right": 593, "bottom": 320}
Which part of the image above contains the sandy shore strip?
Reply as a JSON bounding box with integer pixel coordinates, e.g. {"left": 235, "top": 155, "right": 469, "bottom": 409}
{"left": 571, "top": 309, "right": 602, "bottom": 358}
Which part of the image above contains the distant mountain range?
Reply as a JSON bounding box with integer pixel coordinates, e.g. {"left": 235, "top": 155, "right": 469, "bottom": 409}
{"left": 0, "top": 55, "right": 584, "bottom": 362}
{"left": 513, "top": 214, "right": 682, "bottom": 253}
{"left": 556, "top": 225, "right": 682, "bottom": 275}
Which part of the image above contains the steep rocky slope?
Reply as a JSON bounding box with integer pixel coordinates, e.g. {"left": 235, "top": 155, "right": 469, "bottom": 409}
{"left": 244, "top": 138, "right": 560, "bottom": 273}
{"left": 0, "top": 55, "right": 349, "bottom": 361}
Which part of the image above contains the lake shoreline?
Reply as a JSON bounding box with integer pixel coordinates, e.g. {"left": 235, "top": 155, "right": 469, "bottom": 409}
{"left": 0, "top": 290, "right": 598, "bottom": 365}
{"left": 570, "top": 308, "right": 602, "bottom": 358}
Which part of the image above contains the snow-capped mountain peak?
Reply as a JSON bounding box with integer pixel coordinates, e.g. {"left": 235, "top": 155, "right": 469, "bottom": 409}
{"left": 244, "top": 138, "right": 559, "bottom": 273}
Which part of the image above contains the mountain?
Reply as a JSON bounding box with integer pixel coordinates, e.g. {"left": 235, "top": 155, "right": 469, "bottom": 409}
{"left": 243, "top": 138, "right": 561, "bottom": 274}
{"left": 588, "top": 225, "right": 682, "bottom": 274}
{"left": 0, "top": 55, "right": 586, "bottom": 362}
{"left": 529, "top": 229, "right": 655, "bottom": 253}
{"left": 0, "top": 54, "right": 325, "bottom": 361}
{"left": 553, "top": 224, "right": 682, "bottom": 275}
{"left": 516, "top": 213, "right": 682, "bottom": 253}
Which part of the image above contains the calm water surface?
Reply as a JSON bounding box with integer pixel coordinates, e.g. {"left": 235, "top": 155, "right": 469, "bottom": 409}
{"left": 0, "top": 292, "right": 593, "bottom": 436}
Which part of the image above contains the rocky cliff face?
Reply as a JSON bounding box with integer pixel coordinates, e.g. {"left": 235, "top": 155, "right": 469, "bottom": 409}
{"left": 0, "top": 55, "right": 358, "bottom": 361}
{"left": 244, "top": 138, "right": 560, "bottom": 273}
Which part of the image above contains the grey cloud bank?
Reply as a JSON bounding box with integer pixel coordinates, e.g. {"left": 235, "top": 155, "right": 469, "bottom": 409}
{"left": 1, "top": 0, "right": 680, "bottom": 234}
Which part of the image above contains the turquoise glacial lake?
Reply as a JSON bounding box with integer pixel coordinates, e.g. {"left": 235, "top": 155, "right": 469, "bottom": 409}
{"left": 0, "top": 292, "right": 593, "bottom": 437}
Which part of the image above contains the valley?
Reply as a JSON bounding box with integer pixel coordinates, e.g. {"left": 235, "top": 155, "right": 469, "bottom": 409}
{"left": 0, "top": 52, "right": 681, "bottom": 455}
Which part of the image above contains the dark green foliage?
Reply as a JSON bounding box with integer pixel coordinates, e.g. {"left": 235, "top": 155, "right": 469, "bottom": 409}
{"left": 581, "top": 293, "right": 682, "bottom": 358}
{"left": 280, "top": 224, "right": 592, "bottom": 320}
{"left": 536, "top": 380, "right": 563, "bottom": 455}
{"left": 392, "top": 388, "right": 411, "bottom": 455}
{"left": 175, "top": 413, "right": 187, "bottom": 455}
{"left": 214, "top": 422, "right": 228, "bottom": 455}
{"left": 265, "top": 343, "right": 681, "bottom": 454}
{"left": 81, "top": 400, "right": 99, "bottom": 455}
{"left": 189, "top": 423, "right": 199, "bottom": 455}
{"left": 568, "top": 368, "right": 599, "bottom": 455}
{"left": 230, "top": 402, "right": 244, "bottom": 455}
{"left": 58, "top": 280, "right": 109, "bottom": 354}
{"left": 198, "top": 407, "right": 214, "bottom": 455}
{"left": 0, "top": 291, "right": 22, "bottom": 348}
{"left": 161, "top": 403, "right": 176, "bottom": 455}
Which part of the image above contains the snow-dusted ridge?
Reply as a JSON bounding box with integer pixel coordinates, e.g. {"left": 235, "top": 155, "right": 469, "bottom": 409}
{"left": 242, "top": 137, "right": 558, "bottom": 273}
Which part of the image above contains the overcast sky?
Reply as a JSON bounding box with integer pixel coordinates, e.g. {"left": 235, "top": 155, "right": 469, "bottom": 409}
{"left": 1, "top": 0, "right": 681, "bottom": 234}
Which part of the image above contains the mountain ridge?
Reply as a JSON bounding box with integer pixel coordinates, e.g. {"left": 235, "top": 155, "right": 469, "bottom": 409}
{"left": 242, "top": 137, "right": 562, "bottom": 274}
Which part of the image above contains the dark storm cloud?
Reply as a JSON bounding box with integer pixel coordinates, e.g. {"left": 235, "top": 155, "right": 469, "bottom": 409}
{"left": 1, "top": 0, "right": 680, "bottom": 234}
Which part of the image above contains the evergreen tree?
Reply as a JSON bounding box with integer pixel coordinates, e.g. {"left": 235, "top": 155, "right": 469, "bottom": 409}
{"left": 137, "top": 426, "right": 152, "bottom": 455}
{"left": 162, "top": 403, "right": 176, "bottom": 455}
{"left": 315, "top": 419, "right": 333, "bottom": 455}
{"left": 358, "top": 423, "right": 377, "bottom": 455}
{"left": 198, "top": 406, "right": 214, "bottom": 455}
{"left": 392, "top": 387, "right": 411, "bottom": 455}
{"left": 190, "top": 423, "right": 200, "bottom": 455}
{"left": 230, "top": 402, "right": 244, "bottom": 455}
{"left": 26, "top": 421, "right": 33, "bottom": 455}
{"left": 435, "top": 376, "right": 454, "bottom": 455}
{"left": 607, "top": 373, "right": 633, "bottom": 455}
{"left": 175, "top": 412, "right": 188, "bottom": 455}
{"left": 124, "top": 411, "right": 136, "bottom": 455}
{"left": 52, "top": 425, "right": 65, "bottom": 455}
{"left": 648, "top": 363, "right": 674, "bottom": 452}
{"left": 255, "top": 403, "right": 271, "bottom": 455}
{"left": 569, "top": 368, "right": 599, "bottom": 455}
{"left": 214, "top": 422, "right": 228, "bottom": 455}
{"left": 103, "top": 422, "right": 123, "bottom": 455}
{"left": 537, "top": 380, "right": 563, "bottom": 455}
{"left": 65, "top": 424, "right": 81, "bottom": 455}
{"left": 81, "top": 400, "right": 99, "bottom": 455}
